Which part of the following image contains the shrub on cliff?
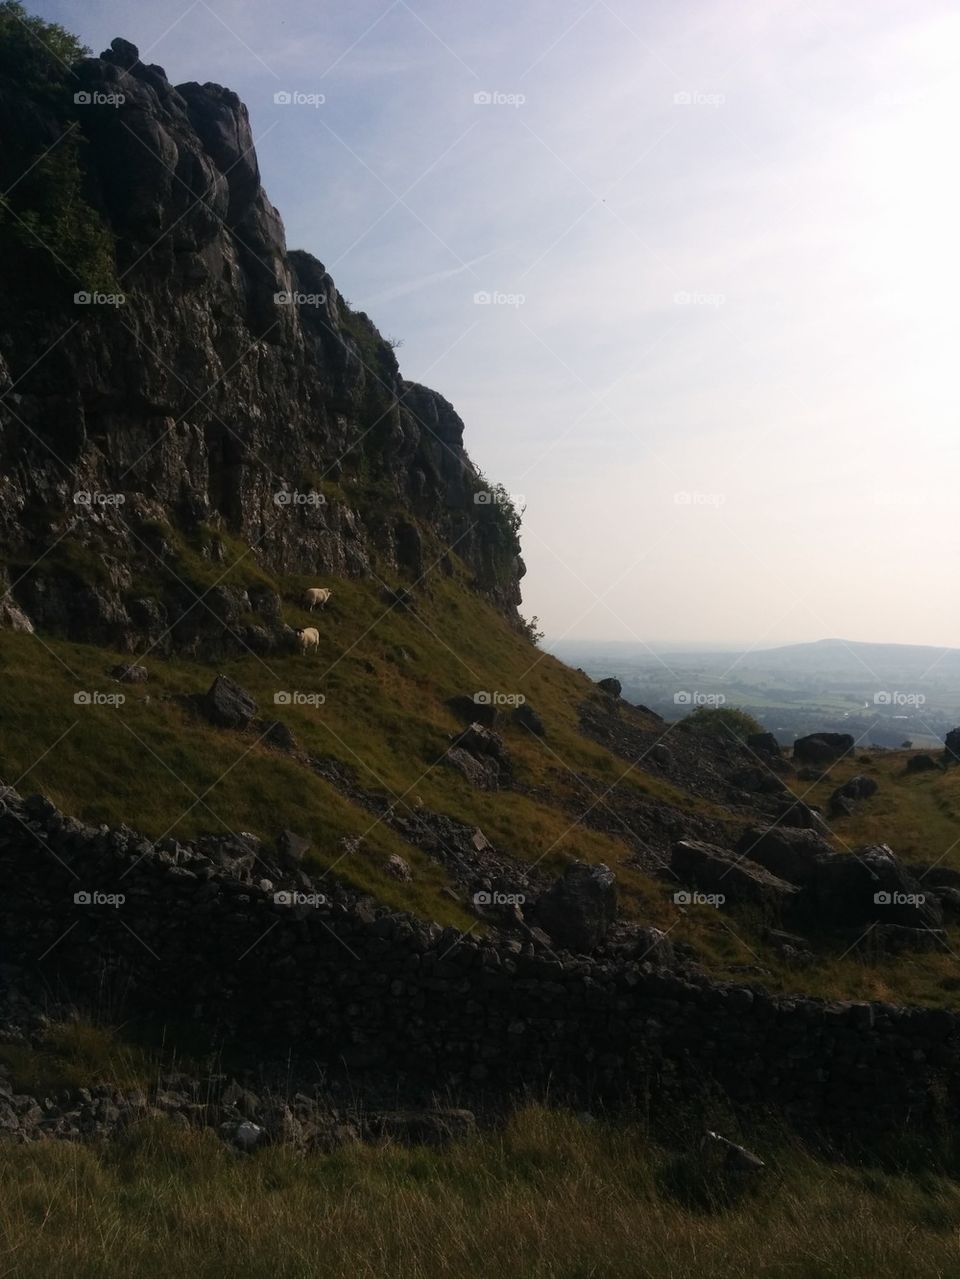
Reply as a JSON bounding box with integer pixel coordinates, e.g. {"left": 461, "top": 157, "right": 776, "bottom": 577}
{"left": 0, "top": 3, "right": 117, "bottom": 293}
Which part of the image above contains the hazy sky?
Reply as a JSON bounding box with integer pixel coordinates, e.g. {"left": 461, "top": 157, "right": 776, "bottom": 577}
{"left": 36, "top": 0, "right": 960, "bottom": 648}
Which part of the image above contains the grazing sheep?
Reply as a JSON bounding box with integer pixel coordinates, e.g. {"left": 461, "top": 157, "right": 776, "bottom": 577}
{"left": 296, "top": 627, "right": 320, "bottom": 654}
{"left": 302, "top": 587, "right": 332, "bottom": 612}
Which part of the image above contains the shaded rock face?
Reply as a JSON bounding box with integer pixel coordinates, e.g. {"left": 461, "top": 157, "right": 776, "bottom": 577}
{"left": 906, "top": 754, "right": 940, "bottom": 774}
{"left": 533, "top": 861, "right": 618, "bottom": 952}
{"left": 447, "top": 695, "right": 498, "bottom": 729}
{"left": 793, "top": 733, "right": 855, "bottom": 765}
{"left": 0, "top": 40, "right": 524, "bottom": 650}
{"left": 200, "top": 674, "right": 257, "bottom": 729}
{"left": 737, "top": 826, "right": 834, "bottom": 888}
{"left": 597, "top": 677, "right": 622, "bottom": 697}
{"left": 671, "top": 839, "right": 800, "bottom": 911}
{"left": 445, "top": 723, "right": 511, "bottom": 790}
{"left": 771, "top": 797, "right": 830, "bottom": 835}
{"left": 512, "top": 702, "right": 546, "bottom": 737}
{"left": 741, "top": 830, "right": 942, "bottom": 932}
{"left": 809, "top": 845, "right": 942, "bottom": 931}
{"left": 828, "top": 775, "right": 878, "bottom": 817}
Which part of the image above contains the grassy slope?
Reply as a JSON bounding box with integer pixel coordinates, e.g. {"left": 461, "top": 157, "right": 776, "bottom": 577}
{"left": 4, "top": 543, "right": 960, "bottom": 1005}
{"left": 0, "top": 549, "right": 723, "bottom": 928}
{"left": 1, "top": 1106, "right": 960, "bottom": 1278}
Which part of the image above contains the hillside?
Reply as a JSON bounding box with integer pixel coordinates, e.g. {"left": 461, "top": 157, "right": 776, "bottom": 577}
{"left": 4, "top": 10, "right": 960, "bottom": 1277}
{"left": 6, "top": 13, "right": 960, "bottom": 1278}
{"left": 2, "top": 11, "right": 960, "bottom": 1027}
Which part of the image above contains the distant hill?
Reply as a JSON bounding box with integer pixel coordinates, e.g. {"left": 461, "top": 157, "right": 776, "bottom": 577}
{"left": 550, "top": 638, "right": 960, "bottom": 748}
{"left": 553, "top": 637, "right": 960, "bottom": 675}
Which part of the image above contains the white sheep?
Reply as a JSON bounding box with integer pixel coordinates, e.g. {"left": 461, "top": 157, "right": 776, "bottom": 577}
{"left": 302, "top": 587, "right": 332, "bottom": 612}
{"left": 296, "top": 627, "right": 320, "bottom": 654}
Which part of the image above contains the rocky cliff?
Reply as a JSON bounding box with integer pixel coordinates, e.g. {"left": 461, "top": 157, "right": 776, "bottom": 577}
{"left": 0, "top": 34, "right": 524, "bottom": 652}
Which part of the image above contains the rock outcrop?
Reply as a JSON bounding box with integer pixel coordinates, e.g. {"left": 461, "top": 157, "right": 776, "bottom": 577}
{"left": 793, "top": 733, "right": 855, "bottom": 766}
{"left": 533, "top": 861, "right": 618, "bottom": 952}
{"left": 671, "top": 838, "right": 801, "bottom": 910}
{"left": 0, "top": 39, "right": 524, "bottom": 652}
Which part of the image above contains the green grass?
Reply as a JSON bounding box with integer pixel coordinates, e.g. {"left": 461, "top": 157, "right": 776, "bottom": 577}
{"left": 0, "top": 568, "right": 695, "bottom": 929}
{"left": 0, "top": 1021, "right": 155, "bottom": 1094}
{"left": 2, "top": 1105, "right": 960, "bottom": 1277}
{"left": 787, "top": 750, "right": 960, "bottom": 866}
{"left": 6, "top": 551, "right": 960, "bottom": 1005}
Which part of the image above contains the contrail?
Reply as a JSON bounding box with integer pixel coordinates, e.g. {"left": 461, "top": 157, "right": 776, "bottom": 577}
{"left": 358, "top": 251, "right": 497, "bottom": 306}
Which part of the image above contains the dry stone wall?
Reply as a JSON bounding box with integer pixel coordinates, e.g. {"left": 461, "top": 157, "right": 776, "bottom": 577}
{"left": 2, "top": 787, "right": 958, "bottom": 1132}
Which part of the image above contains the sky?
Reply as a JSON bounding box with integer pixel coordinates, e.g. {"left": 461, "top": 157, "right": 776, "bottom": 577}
{"left": 35, "top": 0, "right": 960, "bottom": 649}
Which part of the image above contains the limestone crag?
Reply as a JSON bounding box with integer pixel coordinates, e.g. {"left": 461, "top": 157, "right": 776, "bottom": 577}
{"left": 0, "top": 39, "right": 524, "bottom": 652}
